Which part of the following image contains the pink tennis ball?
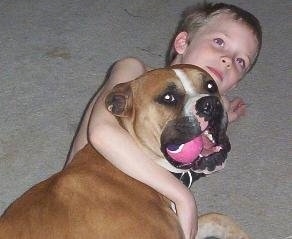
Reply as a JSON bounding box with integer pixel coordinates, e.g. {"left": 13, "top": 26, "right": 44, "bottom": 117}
{"left": 166, "top": 136, "right": 203, "bottom": 164}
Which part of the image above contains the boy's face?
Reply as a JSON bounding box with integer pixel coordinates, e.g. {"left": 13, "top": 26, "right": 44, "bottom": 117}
{"left": 173, "top": 13, "right": 259, "bottom": 95}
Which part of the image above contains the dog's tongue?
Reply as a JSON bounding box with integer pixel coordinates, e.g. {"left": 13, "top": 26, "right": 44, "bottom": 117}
{"left": 166, "top": 136, "right": 203, "bottom": 164}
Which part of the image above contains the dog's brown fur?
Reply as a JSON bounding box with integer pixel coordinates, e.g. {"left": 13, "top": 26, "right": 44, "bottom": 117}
{"left": 0, "top": 144, "right": 183, "bottom": 239}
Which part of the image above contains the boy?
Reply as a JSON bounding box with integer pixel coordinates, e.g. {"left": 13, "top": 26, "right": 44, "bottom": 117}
{"left": 66, "top": 3, "right": 262, "bottom": 239}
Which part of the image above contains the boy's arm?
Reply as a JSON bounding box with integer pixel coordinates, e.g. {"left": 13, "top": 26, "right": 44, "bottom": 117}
{"left": 88, "top": 93, "right": 198, "bottom": 239}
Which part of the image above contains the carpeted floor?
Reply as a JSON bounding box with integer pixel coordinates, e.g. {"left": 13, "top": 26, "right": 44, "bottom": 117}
{"left": 0, "top": 0, "right": 291, "bottom": 238}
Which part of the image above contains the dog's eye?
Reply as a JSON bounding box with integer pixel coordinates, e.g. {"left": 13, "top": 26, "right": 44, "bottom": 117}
{"left": 162, "top": 93, "right": 177, "bottom": 104}
{"left": 157, "top": 92, "right": 180, "bottom": 106}
{"left": 156, "top": 84, "right": 183, "bottom": 106}
{"left": 205, "top": 80, "right": 218, "bottom": 94}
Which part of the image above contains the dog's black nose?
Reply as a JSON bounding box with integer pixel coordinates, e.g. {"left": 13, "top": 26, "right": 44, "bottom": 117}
{"left": 195, "top": 96, "right": 223, "bottom": 120}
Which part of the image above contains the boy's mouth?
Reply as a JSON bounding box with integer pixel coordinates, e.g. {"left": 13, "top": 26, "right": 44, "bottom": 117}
{"left": 207, "top": 66, "right": 223, "bottom": 82}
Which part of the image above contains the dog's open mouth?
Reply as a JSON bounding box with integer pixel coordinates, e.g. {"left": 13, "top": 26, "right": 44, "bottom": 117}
{"left": 165, "top": 127, "right": 222, "bottom": 167}
{"left": 160, "top": 96, "right": 230, "bottom": 172}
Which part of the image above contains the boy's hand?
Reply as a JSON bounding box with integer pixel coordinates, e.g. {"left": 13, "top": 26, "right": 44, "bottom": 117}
{"left": 227, "top": 97, "right": 247, "bottom": 123}
{"left": 176, "top": 190, "right": 198, "bottom": 239}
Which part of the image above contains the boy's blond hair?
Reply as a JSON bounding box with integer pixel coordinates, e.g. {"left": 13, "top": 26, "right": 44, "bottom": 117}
{"left": 166, "top": 2, "right": 262, "bottom": 71}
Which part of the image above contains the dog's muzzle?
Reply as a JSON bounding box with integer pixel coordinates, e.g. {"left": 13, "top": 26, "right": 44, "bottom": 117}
{"left": 160, "top": 93, "right": 230, "bottom": 187}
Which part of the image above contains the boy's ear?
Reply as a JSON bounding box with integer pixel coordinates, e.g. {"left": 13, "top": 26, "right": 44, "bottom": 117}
{"left": 105, "top": 82, "right": 133, "bottom": 117}
{"left": 174, "top": 31, "right": 189, "bottom": 54}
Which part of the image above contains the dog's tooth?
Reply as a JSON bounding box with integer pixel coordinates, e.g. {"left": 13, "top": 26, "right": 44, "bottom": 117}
{"left": 208, "top": 134, "right": 215, "bottom": 143}
{"left": 204, "top": 131, "right": 215, "bottom": 143}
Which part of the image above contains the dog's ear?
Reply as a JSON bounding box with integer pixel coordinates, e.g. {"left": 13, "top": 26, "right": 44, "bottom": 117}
{"left": 105, "top": 82, "right": 133, "bottom": 117}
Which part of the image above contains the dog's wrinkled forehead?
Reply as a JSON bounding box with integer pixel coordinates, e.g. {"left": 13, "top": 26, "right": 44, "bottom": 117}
{"left": 171, "top": 66, "right": 219, "bottom": 97}
{"left": 173, "top": 69, "right": 196, "bottom": 95}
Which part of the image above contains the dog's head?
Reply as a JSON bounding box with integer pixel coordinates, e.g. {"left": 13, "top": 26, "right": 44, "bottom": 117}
{"left": 105, "top": 64, "right": 230, "bottom": 176}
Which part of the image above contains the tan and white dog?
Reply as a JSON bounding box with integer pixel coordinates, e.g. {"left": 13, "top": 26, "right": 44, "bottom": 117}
{"left": 0, "top": 65, "right": 250, "bottom": 239}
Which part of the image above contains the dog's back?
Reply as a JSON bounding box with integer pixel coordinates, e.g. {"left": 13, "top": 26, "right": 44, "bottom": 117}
{"left": 0, "top": 144, "right": 183, "bottom": 239}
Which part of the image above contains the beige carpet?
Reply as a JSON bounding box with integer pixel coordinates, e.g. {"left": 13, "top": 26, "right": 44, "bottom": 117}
{"left": 0, "top": 0, "right": 291, "bottom": 238}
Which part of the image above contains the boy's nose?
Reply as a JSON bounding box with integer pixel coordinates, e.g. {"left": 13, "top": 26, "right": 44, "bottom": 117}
{"left": 221, "top": 56, "right": 231, "bottom": 69}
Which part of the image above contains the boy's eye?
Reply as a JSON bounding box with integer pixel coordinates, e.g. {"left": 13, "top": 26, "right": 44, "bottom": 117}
{"left": 236, "top": 58, "right": 246, "bottom": 69}
{"left": 214, "top": 38, "right": 224, "bottom": 47}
